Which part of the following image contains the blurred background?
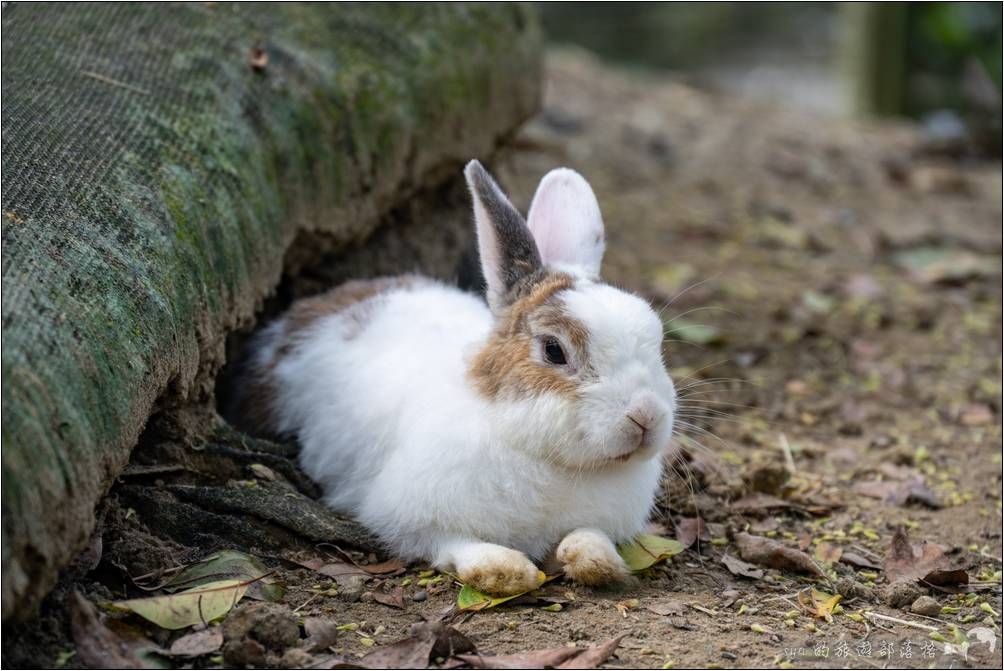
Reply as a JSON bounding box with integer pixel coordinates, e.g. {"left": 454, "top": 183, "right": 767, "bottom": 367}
{"left": 539, "top": 1, "right": 1002, "bottom": 154}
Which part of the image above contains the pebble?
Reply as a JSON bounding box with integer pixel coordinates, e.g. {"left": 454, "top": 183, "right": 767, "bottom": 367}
{"left": 411, "top": 589, "right": 428, "bottom": 602}
{"left": 835, "top": 576, "right": 873, "bottom": 602}
{"left": 338, "top": 575, "right": 367, "bottom": 603}
{"left": 882, "top": 579, "right": 923, "bottom": 608}
{"left": 911, "top": 595, "right": 942, "bottom": 617}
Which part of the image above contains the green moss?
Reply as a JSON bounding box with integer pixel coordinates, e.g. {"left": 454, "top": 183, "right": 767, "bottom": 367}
{"left": 1, "top": 2, "right": 541, "bottom": 620}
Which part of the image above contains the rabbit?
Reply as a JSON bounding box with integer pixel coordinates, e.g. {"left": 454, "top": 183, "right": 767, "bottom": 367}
{"left": 236, "top": 160, "right": 677, "bottom": 595}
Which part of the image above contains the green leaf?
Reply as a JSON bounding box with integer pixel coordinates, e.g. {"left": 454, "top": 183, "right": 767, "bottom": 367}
{"left": 801, "top": 291, "right": 834, "bottom": 314}
{"left": 456, "top": 570, "right": 546, "bottom": 611}
{"left": 617, "top": 534, "right": 686, "bottom": 572}
{"left": 163, "top": 550, "right": 283, "bottom": 602}
{"left": 665, "top": 319, "right": 722, "bottom": 346}
{"left": 113, "top": 579, "right": 249, "bottom": 630}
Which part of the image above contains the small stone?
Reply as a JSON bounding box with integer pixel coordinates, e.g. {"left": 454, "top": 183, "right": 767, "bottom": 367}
{"left": 959, "top": 403, "right": 993, "bottom": 426}
{"left": 911, "top": 596, "right": 942, "bottom": 617}
{"left": 221, "top": 603, "right": 301, "bottom": 667}
{"left": 280, "top": 648, "right": 315, "bottom": 669}
{"left": 301, "top": 617, "right": 339, "bottom": 653}
{"left": 359, "top": 591, "right": 375, "bottom": 603}
{"left": 338, "top": 575, "right": 367, "bottom": 603}
{"left": 411, "top": 589, "right": 428, "bottom": 603}
{"left": 882, "top": 579, "right": 923, "bottom": 608}
{"left": 835, "top": 576, "right": 874, "bottom": 602}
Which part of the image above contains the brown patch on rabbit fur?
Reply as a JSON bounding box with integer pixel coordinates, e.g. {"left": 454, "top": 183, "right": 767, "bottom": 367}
{"left": 469, "top": 271, "right": 589, "bottom": 400}
{"left": 284, "top": 275, "right": 429, "bottom": 338}
{"left": 231, "top": 275, "right": 428, "bottom": 435}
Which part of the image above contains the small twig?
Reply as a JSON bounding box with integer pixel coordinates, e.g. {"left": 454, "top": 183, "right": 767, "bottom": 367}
{"left": 80, "top": 70, "right": 149, "bottom": 95}
{"left": 763, "top": 592, "right": 804, "bottom": 602}
{"left": 292, "top": 592, "right": 321, "bottom": 614}
{"left": 778, "top": 433, "right": 796, "bottom": 474}
{"left": 869, "top": 619, "right": 896, "bottom": 633}
{"left": 849, "top": 544, "right": 884, "bottom": 563}
{"left": 978, "top": 550, "right": 1003, "bottom": 564}
{"left": 905, "top": 611, "right": 949, "bottom": 625}
{"left": 863, "top": 611, "right": 939, "bottom": 632}
{"left": 775, "top": 596, "right": 803, "bottom": 613}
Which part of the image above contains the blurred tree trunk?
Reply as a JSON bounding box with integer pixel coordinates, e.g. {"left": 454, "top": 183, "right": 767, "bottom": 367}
{"left": 841, "top": 2, "right": 908, "bottom": 116}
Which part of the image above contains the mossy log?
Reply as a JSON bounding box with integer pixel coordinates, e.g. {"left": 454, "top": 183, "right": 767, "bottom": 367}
{"left": 0, "top": 3, "right": 541, "bottom": 620}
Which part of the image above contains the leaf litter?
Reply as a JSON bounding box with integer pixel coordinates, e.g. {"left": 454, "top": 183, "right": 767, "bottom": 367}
{"left": 69, "top": 591, "right": 156, "bottom": 669}
{"left": 156, "top": 549, "right": 284, "bottom": 601}
{"left": 884, "top": 526, "right": 969, "bottom": 587}
{"left": 617, "top": 533, "right": 686, "bottom": 571}
{"left": 455, "top": 635, "right": 624, "bottom": 670}
{"left": 111, "top": 578, "right": 255, "bottom": 630}
{"left": 734, "top": 532, "right": 828, "bottom": 580}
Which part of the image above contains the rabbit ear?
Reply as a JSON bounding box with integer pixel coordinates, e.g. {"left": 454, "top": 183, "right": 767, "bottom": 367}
{"left": 465, "top": 160, "right": 543, "bottom": 312}
{"left": 526, "top": 168, "right": 605, "bottom": 278}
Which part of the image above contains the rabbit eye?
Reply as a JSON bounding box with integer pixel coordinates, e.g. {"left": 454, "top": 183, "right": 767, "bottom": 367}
{"left": 543, "top": 337, "right": 567, "bottom": 365}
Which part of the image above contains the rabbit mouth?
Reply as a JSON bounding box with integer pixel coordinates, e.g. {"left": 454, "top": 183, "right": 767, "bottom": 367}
{"left": 608, "top": 445, "right": 643, "bottom": 464}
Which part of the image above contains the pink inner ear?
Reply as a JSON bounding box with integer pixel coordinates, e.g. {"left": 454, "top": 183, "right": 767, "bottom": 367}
{"left": 527, "top": 168, "right": 605, "bottom": 277}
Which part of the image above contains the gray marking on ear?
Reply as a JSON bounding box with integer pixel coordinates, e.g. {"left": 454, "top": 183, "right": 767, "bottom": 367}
{"left": 465, "top": 160, "right": 544, "bottom": 311}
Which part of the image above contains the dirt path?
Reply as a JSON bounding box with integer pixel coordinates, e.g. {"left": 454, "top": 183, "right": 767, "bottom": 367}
{"left": 235, "top": 50, "right": 1003, "bottom": 670}
{"left": 484, "top": 49, "right": 1003, "bottom": 669}
{"left": 6, "top": 50, "right": 1001, "bottom": 670}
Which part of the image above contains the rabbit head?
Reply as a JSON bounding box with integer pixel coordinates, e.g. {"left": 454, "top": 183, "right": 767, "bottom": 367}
{"left": 465, "top": 160, "right": 677, "bottom": 470}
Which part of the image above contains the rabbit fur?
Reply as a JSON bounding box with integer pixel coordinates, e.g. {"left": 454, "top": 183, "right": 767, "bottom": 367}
{"left": 237, "top": 160, "right": 677, "bottom": 594}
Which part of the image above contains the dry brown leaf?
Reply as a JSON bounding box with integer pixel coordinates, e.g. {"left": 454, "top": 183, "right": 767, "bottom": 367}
{"left": 168, "top": 627, "right": 223, "bottom": 657}
{"left": 814, "top": 542, "right": 843, "bottom": 564}
{"left": 749, "top": 518, "right": 779, "bottom": 533}
{"left": 885, "top": 526, "right": 948, "bottom": 583}
{"left": 853, "top": 478, "right": 942, "bottom": 508}
{"left": 291, "top": 556, "right": 370, "bottom": 588}
{"left": 675, "top": 517, "right": 710, "bottom": 548}
{"left": 358, "top": 558, "right": 407, "bottom": 575}
{"left": 372, "top": 584, "right": 406, "bottom": 610}
{"left": 734, "top": 533, "right": 827, "bottom": 579}
{"left": 884, "top": 526, "right": 969, "bottom": 588}
{"left": 924, "top": 569, "right": 970, "bottom": 587}
{"left": 558, "top": 636, "right": 624, "bottom": 669}
{"left": 457, "top": 636, "right": 623, "bottom": 670}
{"left": 645, "top": 600, "right": 685, "bottom": 616}
{"left": 359, "top": 621, "right": 474, "bottom": 669}
{"left": 69, "top": 591, "right": 155, "bottom": 669}
{"left": 730, "top": 493, "right": 792, "bottom": 512}
{"left": 457, "top": 646, "right": 581, "bottom": 669}
{"left": 721, "top": 553, "right": 765, "bottom": 580}
{"left": 839, "top": 551, "right": 882, "bottom": 571}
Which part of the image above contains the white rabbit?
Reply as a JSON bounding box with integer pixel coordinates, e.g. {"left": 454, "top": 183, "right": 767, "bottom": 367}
{"left": 236, "top": 160, "right": 677, "bottom": 595}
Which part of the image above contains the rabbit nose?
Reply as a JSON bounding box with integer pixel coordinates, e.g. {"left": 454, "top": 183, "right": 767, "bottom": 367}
{"left": 626, "top": 393, "right": 666, "bottom": 443}
{"left": 627, "top": 414, "right": 650, "bottom": 447}
{"left": 627, "top": 412, "right": 651, "bottom": 432}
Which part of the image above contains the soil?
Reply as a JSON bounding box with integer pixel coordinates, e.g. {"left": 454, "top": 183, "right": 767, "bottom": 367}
{"left": 3, "top": 49, "right": 1001, "bottom": 670}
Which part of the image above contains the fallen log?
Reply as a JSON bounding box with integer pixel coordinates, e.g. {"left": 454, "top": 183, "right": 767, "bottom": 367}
{"left": 1, "top": 2, "right": 541, "bottom": 620}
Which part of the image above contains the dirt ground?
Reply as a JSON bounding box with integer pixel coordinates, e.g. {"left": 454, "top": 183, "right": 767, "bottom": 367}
{"left": 4, "top": 50, "right": 1002, "bottom": 670}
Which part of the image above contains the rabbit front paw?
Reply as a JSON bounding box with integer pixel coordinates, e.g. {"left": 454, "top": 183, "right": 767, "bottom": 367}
{"left": 457, "top": 545, "right": 541, "bottom": 596}
{"left": 557, "top": 528, "right": 629, "bottom": 586}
